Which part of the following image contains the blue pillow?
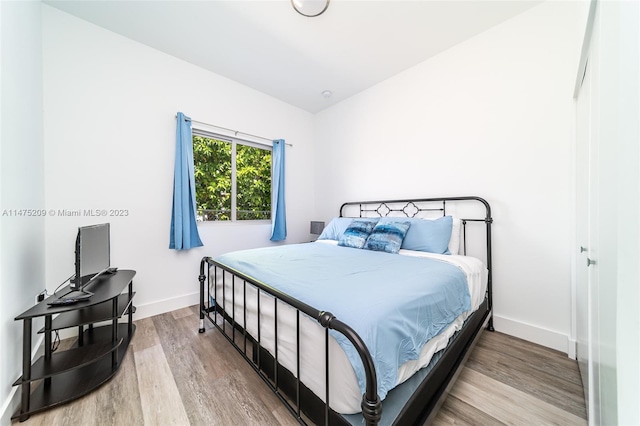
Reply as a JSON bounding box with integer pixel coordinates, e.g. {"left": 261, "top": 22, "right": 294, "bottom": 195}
{"left": 364, "top": 221, "right": 411, "bottom": 254}
{"left": 317, "top": 217, "right": 353, "bottom": 241}
{"left": 338, "top": 219, "right": 379, "bottom": 249}
{"left": 389, "top": 216, "right": 452, "bottom": 254}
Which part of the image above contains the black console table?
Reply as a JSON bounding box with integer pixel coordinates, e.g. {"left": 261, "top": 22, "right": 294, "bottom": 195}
{"left": 12, "top": 270, "right": 136, "bottom": 421}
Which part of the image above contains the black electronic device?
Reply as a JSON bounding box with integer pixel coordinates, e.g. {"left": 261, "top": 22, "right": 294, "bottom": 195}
{"left": 68, "top": 223, "right": 111, "bottom": 297}
{"left": 47, "top": 298, "right": 81, "bottom": 306}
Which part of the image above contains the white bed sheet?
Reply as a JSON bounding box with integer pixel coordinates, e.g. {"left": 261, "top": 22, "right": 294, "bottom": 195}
{"left": 211, "top": 240, "right": 487, "bottom": 414}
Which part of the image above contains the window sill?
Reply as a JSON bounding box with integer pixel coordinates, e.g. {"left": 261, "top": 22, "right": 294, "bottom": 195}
{"left": 197, "top": 220, "right": 271, "bottom": 226}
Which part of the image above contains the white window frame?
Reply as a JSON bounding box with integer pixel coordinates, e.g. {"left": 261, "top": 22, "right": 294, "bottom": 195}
{"left": 192, "top": 129, "right": 272, "bottom": 223}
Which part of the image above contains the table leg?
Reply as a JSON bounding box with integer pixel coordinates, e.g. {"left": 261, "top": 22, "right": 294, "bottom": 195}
{"left": 128, "top": 281, "right": 133, "bottom": 336}
{"left": 112, "top": 298, "right": 118, "bottom": 368}
{"left": 44, "top": 316, "right": 52, "bottom": 388}
{"left": 19, "top": 319, "right": 32, "bottom": 421}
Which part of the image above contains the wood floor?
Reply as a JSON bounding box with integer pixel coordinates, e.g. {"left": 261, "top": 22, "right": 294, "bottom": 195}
{"left": 14, "top": 306, "right": 587, "bottom": 426}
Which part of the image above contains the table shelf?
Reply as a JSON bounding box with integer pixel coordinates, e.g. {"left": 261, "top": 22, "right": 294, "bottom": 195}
{"left": 12, "top": 270, "right": 136, "bottom": 422}
{"left": 13, "top": 334, "right": 123, "bottom": 385}
{"left": 37, "top": 293, "right": 135, "bottom": 333}
{"left": 15, "top": 327, "right": 134, "bottom": 418}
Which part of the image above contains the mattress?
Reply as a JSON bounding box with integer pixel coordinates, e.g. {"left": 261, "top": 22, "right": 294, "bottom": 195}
{"left": 210, "top": 240, "right": 487, "bottom": 414}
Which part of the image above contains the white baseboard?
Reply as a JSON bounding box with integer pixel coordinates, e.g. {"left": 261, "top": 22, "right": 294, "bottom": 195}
{"left": 133, "top": 291, "right": 200, "bottom": 321}
{"left": 567, "top": 338, "right": 577, "bottom": 359}
{"left": 1, "top": 335, "right": 44, "bottom": 426}
{"left": 0, "top": 292, "right": 201, "bottom": 425}
{"left": 107, "top": 295, "right": 582, "bottom": 360}
{"left": 13, "top": 293, "right": 203, "bottom": 346}
{"left": 1, "top": 383, "right": 19, "bottom": 426}
{"left": 51, "top": 292, "right": 201, "bottom": 341}
{"left": 493, "top": 314, "right": 575, "bottom": 358}
{"left": 2, "top": 303, "right": 575, "bottom": 424}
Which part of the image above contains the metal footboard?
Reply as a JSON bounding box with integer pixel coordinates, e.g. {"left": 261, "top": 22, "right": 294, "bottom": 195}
{"left": 198, "top": 196, "right": 493, "bottom": 425}
{"left": 199, "top": 258, "right": 381, "bottom": 425}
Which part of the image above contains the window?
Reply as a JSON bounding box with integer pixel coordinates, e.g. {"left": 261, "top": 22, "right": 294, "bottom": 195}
{"left": 193, "top": 131, "right": 272, "bottom": 221}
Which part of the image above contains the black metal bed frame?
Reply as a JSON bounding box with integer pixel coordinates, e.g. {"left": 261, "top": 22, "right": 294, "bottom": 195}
{"left": 198, "top": 196, "right": 493, "bottom": 425}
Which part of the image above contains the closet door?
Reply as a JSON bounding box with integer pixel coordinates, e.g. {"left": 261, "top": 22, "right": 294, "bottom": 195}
{"left": 575, "top": 56, "right": 591, "bottom": 416}
{"left": 575, "top": 53, "right": 600, "bottom": 424}
{"left": 575, "top": 1, "right": 639, "bottom": 423}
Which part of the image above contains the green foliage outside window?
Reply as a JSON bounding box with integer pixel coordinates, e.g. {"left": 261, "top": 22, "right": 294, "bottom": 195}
{"left": 193, "top": 135, "right": 271, "bottom": 221}
{"left": 236, "top": 144, "right": 272, "bottom": 220}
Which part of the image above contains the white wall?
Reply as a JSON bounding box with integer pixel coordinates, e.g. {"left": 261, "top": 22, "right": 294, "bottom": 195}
{"left": 0, "top": 1, "right": 602, "bottom": 422}
{"left": 42, "top": 5, "right": 316, "bottom": 319}
{"left": 0, "top": 1, "right": 46, "bottom": 424}
{"left": 314, "top": 1, "right": 588, "bottom": 354}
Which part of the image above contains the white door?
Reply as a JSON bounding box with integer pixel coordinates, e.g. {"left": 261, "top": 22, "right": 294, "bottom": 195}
{"left": 586, "top": 52, "right": 601, "bottom": 425}
{"left": 575, "top": 1, "right": 639, "bottom": 423}
{"left": 575, "top": 52, "right": 601, "bottom": 425}
{"left": 575, "top": 56, "right": 591, "bottom": 415}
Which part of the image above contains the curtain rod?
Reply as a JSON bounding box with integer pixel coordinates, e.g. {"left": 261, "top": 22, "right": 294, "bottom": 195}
{"left": 177, "top": 115, "right": 292, "bottom": 147}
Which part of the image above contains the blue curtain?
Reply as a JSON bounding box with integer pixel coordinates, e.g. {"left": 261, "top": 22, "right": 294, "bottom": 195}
{"left": 170, "top": 112, "right": 203, "bottom": 250}
{"left": 270, "top": 139, "right": 287, "bottom": 241}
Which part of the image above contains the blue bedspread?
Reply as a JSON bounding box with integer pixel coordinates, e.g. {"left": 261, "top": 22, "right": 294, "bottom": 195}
{"left": 214, "top": 242, "right": 470, "bottom": 400}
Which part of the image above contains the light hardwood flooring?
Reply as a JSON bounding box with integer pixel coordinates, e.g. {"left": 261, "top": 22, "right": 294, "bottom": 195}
{"left": 14, "top": 306, "right": 586, "bottom": 425}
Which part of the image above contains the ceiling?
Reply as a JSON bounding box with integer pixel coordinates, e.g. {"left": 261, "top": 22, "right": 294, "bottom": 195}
{"left": 45, "top": 0, "right": 541, "bottom": 113}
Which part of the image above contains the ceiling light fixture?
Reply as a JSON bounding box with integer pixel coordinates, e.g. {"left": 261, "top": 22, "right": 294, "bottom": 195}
{"left": 321, "top": 90, "right": 333, "bottom": 98}
{"left": 291, "top": 0, "right": 330, "bottom": 17}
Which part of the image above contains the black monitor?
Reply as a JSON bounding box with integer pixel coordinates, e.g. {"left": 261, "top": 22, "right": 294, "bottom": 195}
{"left": 69, "top": 223, "right": 111, "bottom": 295}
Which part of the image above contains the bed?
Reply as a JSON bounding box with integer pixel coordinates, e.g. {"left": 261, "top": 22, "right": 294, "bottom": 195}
{"left": 198, "top": 196, "right": 493, "bottom": 425}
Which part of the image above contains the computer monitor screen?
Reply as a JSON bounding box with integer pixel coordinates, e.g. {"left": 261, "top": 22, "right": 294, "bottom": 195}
{"left": 71, "top": 223, "right": 110, "bottom": 291}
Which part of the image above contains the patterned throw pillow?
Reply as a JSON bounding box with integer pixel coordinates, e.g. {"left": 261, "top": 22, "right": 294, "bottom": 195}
{"left": 364, "top": 221, "right": 411, "bottom": 254}
{"left": 338, "top": 219, "right": 379, "bottom": 249}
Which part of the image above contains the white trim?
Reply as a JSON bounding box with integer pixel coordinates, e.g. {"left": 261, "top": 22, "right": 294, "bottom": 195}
{"left": 568, "top": 338, "right": 577, "bottom": 360}
{"left": 1, "top": 291, "right": 200, "bottom": 423}
{"left": 1, "top": 382, "right": 19, "bottom": 426}
{"left": 1, "top": 300, "right": 578, "bottom": 424}
{"left": 55, "top": 291, "right": 202, "bottom": 341}
{"left": 570, "top": 95, "right": 578, "bottom": 360}
{"left": 493, "top": 314, "right": 574, "bottom": 357}
{"left": 191, "top": 127, "right": 273, "bottom": 151}
{"left": 125, "top": 294, "right": 578, "bottom": 355}
{"left": 1, "top": 335, "right": 44, "bottom": 425}
{"left": 190, "top": 130, "right": 273, "bottom": 223}
{"left": 132, "top": 291, "right": 200, "bottom": 321}
{"left": 192, "top": 127, "right": 275, "bottom": 151}
{"left": 231, "top": 141, "right": 237, "bottom": 221}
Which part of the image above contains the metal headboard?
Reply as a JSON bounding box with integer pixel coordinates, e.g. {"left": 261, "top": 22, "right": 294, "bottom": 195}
{"left": 339, "top": 196, "right": 493, "bottom": 330}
